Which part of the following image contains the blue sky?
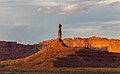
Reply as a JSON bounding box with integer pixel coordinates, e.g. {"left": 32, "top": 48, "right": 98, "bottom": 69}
{"left": 0, "top": 0, "right": 120, "bottom": 44}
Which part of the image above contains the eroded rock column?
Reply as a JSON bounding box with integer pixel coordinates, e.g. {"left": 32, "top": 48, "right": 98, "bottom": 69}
{"left": 57, "top": 24, "right": 62, "bottom": 42}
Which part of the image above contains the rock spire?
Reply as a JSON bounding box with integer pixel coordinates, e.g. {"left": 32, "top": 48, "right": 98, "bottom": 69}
{"left": 57, "top": 24, "right": 62, "bottom": 42}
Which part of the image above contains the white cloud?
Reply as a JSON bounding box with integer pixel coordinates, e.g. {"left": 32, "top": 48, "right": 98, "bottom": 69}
{"left": 1, "top": 0, "right": 120, "bottom": 14}
{"left": 99, "top": 0, "right": 120, "bottom": 4}
{"left": 37, "top": 2, "right": 91, "bottom": 14}
{"left": 37, "top": 4, "right": 90, "bottom": 14}
{"left": 36, "top": 0, "right": 120, "bottom": 14}
{"left": 1, "top": 0, "right": 119, "bottom": 14}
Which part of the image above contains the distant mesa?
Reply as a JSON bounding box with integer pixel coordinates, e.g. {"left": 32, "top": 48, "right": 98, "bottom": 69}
{"left": 0, "top": 41, "right": 39, "bottom": 60}
{"left": 0, "top": 23, "right": 120, "bottom": 61}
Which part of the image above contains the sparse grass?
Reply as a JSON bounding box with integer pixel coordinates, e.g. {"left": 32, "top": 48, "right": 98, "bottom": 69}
{"left": 0, "top": 67, "right": 120, "bottom": 74}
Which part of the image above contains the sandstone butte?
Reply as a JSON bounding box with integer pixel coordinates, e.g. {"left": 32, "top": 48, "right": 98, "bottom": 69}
{"left": 0, "top": 24, "right": 120, "bottom": 68}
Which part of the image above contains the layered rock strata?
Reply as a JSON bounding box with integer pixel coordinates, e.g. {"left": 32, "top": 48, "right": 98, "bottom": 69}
{"left": 63, "top": 36, "right": 120, "bottom": 53}
{"left": 0, "top": 41, "right": 39, "bottom": 60}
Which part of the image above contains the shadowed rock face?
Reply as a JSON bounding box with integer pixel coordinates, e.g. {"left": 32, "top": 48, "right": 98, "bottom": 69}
{"left": 53, "top": 49, "right": 120, "bottom": 68}
{"left": 0, "top": 41, "right": 39, "bottom": 60}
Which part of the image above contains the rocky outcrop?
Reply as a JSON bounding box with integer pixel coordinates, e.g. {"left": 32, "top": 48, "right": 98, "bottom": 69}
{"left": 1, "top": 40, "right": 120, "bottom": 68}
{"left": 57, "top": 24, "right": 62, "bottom": 42}
{"left": 63, "top": 36, "right": 120, "bottom": 53}
{"left": 38, "top": 24, "right": 120, "bottom": 53}
{"left": 37, "top": 36, "right": 120, "bottom": 54}
{"left": 0, "top": 41, "right": 39, "bottom": 60}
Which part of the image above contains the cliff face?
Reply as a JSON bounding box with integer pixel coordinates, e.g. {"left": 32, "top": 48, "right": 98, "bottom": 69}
{"left": 0, "top": 41, "right": 39, "bottom": 60}
{"left": 63, "top": 36, "right": 120, "bottom": 53}
{"left": 1, "top": 40, "right": 120, "bottom": 68}
{"left": 37, "top": 36, "right": 120, "bottom": 53}
{"left": 0, "top": 36, "right": 120, "bottom": 61}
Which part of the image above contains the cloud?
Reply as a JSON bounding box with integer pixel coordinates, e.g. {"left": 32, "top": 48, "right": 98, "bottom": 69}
{"left": 99, "top": 0, "right": 120, "bottom": 4}
{"left": 110, "top": 1, "right": 120, "bottom": 6}
{"left": 37, "top": 4, "right": 90, "bottom": 14}
{"left": 1, "top": 0, "right": 120, "bottom": 14}
{"left": 94, "top": 20, "right": 120, "bottom": 25}
{"left": 64, "top": 20, "right": 120, "bottom": 38}
{"left": 37, "top": 1, "right": 92, "bottom": 14}
{"left": 36, "top": 0, "right": 120, "bottom": 14}
{"left": 1, "top": 0, "right": 120, "bottom": 13}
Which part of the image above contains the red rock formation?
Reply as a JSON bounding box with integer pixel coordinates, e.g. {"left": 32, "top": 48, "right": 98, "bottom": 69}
{"left": 1, "top": 40, "right": 120, "bottom": 68}
{"left": 63, "top": 36, "right": 120, "bottom": 53}
{"left": 1, "top": 24, "right": 120, "bottom": 68}
{"left": 38, "top": 36, "right": 120, "bottom": 53}
{"left": 0, "top": 24, "right": 68, "bottom": 61}
{"left": 55, "top": 24, "right": 67, "bottom": 47}
{"left": 0, "top": 23, "right": 120, "bottom": 64}
{"left": 57, "top": 24, "right": 62, "bottom": 42}
{"left": 0, "top": 41, "right": 39, "bottom": 60}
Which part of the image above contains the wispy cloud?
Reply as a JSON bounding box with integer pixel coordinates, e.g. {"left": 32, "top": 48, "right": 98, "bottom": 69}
{"left": 1, "top": 0, "right": 120, "bottom": 14}
{"left": 97, "top": 20, "right": 120, "bottom": 25}
{"left": 37, "top": 4, "right": 90, "bottom": 14}
{"left": 0, "top": 21, "right": 29, "bottom": 26}
{"left": 99, "top": 0, "right": 120, "bottom": 4}
{"left": 36, "top": 0, "right": 120, "bottom": 14}
{"left": 64, "top": 20, "right": 120, "bottom": 38}
{"left": 37, "top": 1, "right": 93, "bottom": 14}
